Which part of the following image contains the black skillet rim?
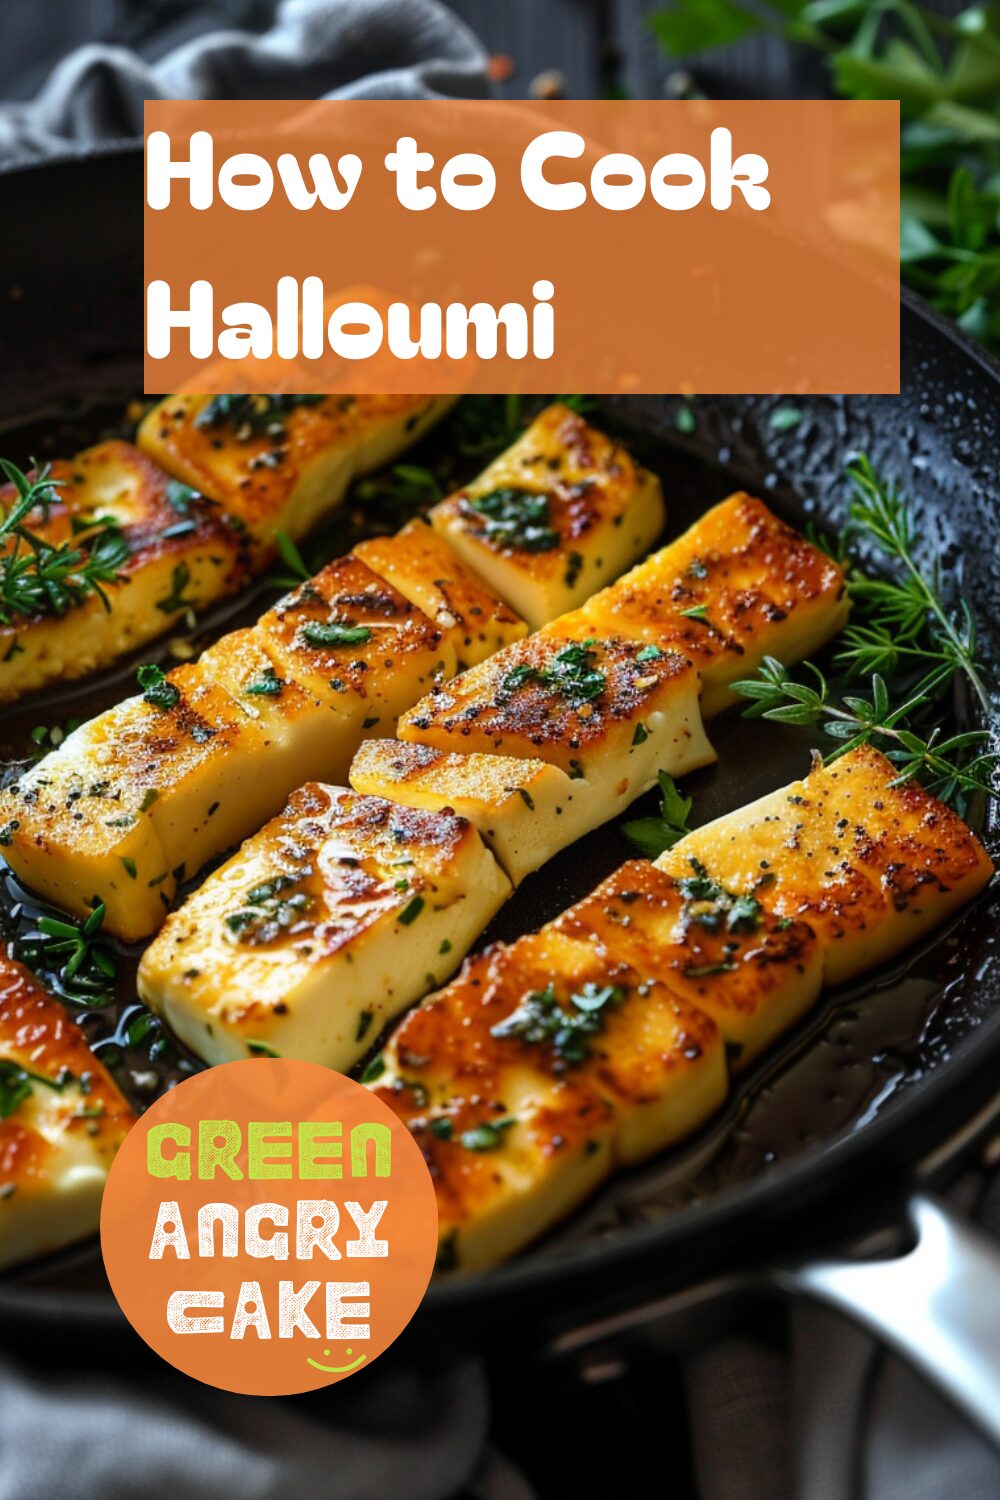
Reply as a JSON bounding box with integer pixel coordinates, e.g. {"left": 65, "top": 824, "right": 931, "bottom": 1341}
{"left": 0, "top": 147, "right": 996, "bottom": 1333}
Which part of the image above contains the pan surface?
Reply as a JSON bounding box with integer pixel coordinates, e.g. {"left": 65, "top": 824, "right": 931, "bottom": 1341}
{"left": 0, "top": 150, "right": 997, "bottom": 1341}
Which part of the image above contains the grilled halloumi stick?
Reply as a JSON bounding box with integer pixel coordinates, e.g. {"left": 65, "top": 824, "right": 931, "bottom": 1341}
{"left": 137, "top": 785, "right": 511, "bottom": 1069}
{"left": 0, "top": 559, "right": 452, "bottom": 941}
{"left": 1, "top": 414, "right": 659, "bottom": 940}
{"left": 0, "top": 958, "right": 134, "bottom": 1272}
{"left": 372, "top": 750, "right": 991, "bottom": 1271}
{"left": 559, "top": 493, "right": 849, "bottom": 717}
{"left": 349, "top": 740, "right": 590, "bottom": 887}
{"left": 656, "top": 745, "right": 995, "bottom": 985}
{"left": 397, "top": 632, "right": 716, "bottom": 796}
{"left": 0, "top": 441, "right": 249, "bottom": 705}
{"left": 550, "top": 860, "right": 823, "bottom": 1066}
{"left": 369, "top": 927, "right": 726, "bottom": 1273}
{"left": 138, "top": 393, "right": 454, "bottom": 550}
{"left": 353, "top": 517, "right": 528, "bottom": 669}
{"left": 430, "top": 404, "right": 666, "bottom": 629}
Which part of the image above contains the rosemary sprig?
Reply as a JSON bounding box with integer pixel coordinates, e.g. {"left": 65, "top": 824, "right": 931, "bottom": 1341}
{"left": 0, "top": 459, "right": 129, "bottom": 624}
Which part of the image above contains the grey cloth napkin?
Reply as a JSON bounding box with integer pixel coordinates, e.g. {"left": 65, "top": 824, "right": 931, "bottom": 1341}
{"left": 0, "top": 0, "right": 490, "bottom": 164}
{"left": 0, "top": 1351, "right": 533, "bottom": 1500}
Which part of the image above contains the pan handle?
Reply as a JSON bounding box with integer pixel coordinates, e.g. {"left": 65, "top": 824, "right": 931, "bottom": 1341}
{"left": 777, "top": 1194, "right": 1000, "bottom": 1446}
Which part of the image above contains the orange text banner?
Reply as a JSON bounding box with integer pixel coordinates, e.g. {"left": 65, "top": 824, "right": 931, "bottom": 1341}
{"left": 144, "top": 98, "right": 899, "bottom": 396}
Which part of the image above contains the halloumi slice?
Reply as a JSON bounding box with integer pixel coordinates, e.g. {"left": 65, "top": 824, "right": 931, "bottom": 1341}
{"left": 0, "top": 663, "right": 281, "bottom": 940}
{"left": 550, "top": 859, "right": 823, "bottom": 1066}
{"left": 137, "top": 784, "right": 511, "bottom": 1069}
{"left": 430, "top": 404, "right": 666, "bottom": 629}
{"left": 0, "top": 440, "right": 249, "bottom": 704}
{"left": 656, "top": 746, "right": 994, "bottom": 986}
{"left": 398, "top": 631, "right": 716, "bottom": 806}
{"left": 561, "top": 493, "right": 849, "bottom": 717}
{"left": 349, "top": 739, "right": 590, "bottom": 886}
{"left": 138, "top": 393, "right": 455, "bottom": 550}
{"left": 370, "top": 927, "right": 725, "bottom": 1272}
{"left": 353, "top": 517, "right": 528, "bottom": 668}
{"left": 255, "top": 554, "right": 453, "bottom": 747}
{"left": 0, "top": 958, "right": 134, "bottom": 1272}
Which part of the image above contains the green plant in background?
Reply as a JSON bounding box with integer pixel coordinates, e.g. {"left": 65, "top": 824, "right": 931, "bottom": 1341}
{"left": 650, "top": 2, "right": 1000, "bottom": 351}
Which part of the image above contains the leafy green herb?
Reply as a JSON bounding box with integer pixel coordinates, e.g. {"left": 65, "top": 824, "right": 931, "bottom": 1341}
{"left": 247, "top": 1040, "right": 280, "bottom": 1058}
{"left": 429, "top": 1116, "right": 453, "bottom": 1140}
{"left": 678, "top": 859, "right": 764, "bottom": 935}
{"left": 0, "top": 459, "right": 129, "bottom": 624}
{"left": 355, "top": 1011, "right": 374, "bottom": 1043}
{"left": 637, "top": 644, "right": 666, "bottom": 662}
{"left": 649, "top": 1, "right": 1000, "bottom": 355}
{"left": 460, "top": 1117, "right": 516, "bottom": 1152}
{"left": 361, "top": 1055, "right": 385, "bottom": 1084}
{"left": 622, "top": 770, "right": 694, "bottom": 857}
{"left": 156, "top": 562, "right": 196, "bottom": 615}
{"left": 398, "top": 895, "right": 425, "bottom": 926}
{"left": 632, "top": 722, "right": 649, "bottom": 746}
{"left": 244, "top": 667, "right": 284, "bottom": 697}
{"left": 769, "top": 406, "right": 804, "bottom": 433}
{"left": 675, "top": 403, "right": 696, "bottom": 434}
{"left": 14, "top": 902, "right": 115, "bottom": 1007}
{"left": 300, "top": 620, "right": 372, "bottom": 648}
{"left": 137, "top": 663, "right": 181, "bottom": 711}
{"left": 194, "top": 393, "right": 324, "bottom": 438}
{"left": 165, "top": 479, "right": 200, "bottom": 514}
{"left": 498, "top": 641, "right": 607, "bottom": 708}
{"left": 469, "top": 487, "right": 559, "bottom": 553}
{"left": 731, "top": 456, "right": 998, "bottom": 811}
{"left": 0, "top": 1058, "right": 69, "bottom": 1119}
{"left": 224, "top": 875, "right": 313, "bottom": 944}
{"left": 679, "top": 604, "right": 710, "bottom": 622}
{"left": 490, "top": 981, "right": 623, "bottom": 1065}
{"left": 266, "top": 529, "right": 312, "bottom": 591}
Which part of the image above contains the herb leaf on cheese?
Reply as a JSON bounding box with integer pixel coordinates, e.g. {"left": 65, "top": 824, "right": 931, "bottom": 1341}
{"left": 622, "top": 771, "right": 694, "bottom": 857}
{"left": 468, "top": 487, "right": 559, "bottom": 553}
{"left": 490, "top": 981, "right": 623, "bottom": 1065}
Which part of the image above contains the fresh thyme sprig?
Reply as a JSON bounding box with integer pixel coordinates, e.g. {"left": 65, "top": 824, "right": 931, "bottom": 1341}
{"left": 735, "top": 657, "right": 996, "bottom": 808}
{"left": 731, "top": 454, "right": 997, "bottom": 812}
{"left": 835, "top": 456, "right": 992, "bottom": 720}
{"left": 0, "top": 459, "right": 129, "bottom": 624}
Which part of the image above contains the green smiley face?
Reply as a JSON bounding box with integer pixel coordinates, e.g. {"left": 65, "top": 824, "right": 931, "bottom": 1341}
{"left": 305, "top": 1346, "right": 368, "bottom": 1374}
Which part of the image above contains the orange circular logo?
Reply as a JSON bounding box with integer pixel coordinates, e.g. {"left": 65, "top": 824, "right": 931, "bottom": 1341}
{"left": 101, "top": 1058, "right": 438, "bottom": 1395}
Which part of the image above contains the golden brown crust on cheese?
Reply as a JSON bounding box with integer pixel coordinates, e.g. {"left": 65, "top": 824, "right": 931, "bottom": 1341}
{"left": 399, "top": 632, "right": 693, "bottom": 764}
{"left": 0, "top": 958, "right": 134, "bottom": 1189}
{"left": 258, "top": 555, "right": 449, "bottom": 704}
{"left": 138, "top": 393, "right": 442, "bottom": 534}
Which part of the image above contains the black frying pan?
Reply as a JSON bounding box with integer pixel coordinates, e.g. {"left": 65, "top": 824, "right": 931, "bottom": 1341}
{"left": 1, "top": 147, "right": 999, "bottom": 1437}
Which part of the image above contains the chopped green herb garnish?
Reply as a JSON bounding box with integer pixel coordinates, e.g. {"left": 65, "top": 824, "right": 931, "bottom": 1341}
{"left": 679, "top": 604, "right": 710, "bottom": 622}
{"left": 137, "top": 663, "right": 180, "bottom": 711}
{"left": 245, "top": 667, "right": 284, "bottom": 697}
{"left": 355, "top": 1010, "right": 374, "bottom": 1043}
{"left": 469, "top": 487, "right": 559, "bottom": 553}
{"left": 490, "top": 982, "right": 623, "bottom": 1064}
{"left": 361, "top": 1055, "right": 385, "bottom": 1083}
{"left": 300, "top": 620, "right": 372, "bottom": 648}
{"left": 632, "top": 723, "right": 649, "bottom": 746}
{"left": 194, "top": 393, "right": 323, "bottom": 438}
{"left": 247, "top": 1040, "right": 280, "bottom": 1057}
{"left": 398, "top": 895, "right": 425, "bottom": 926}
{"left": 460, "top": 1117, "right": 516, "bottom": 1152}
{"left": 156, "top": 562, "right": 197, "bottom": 615}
